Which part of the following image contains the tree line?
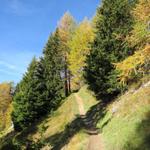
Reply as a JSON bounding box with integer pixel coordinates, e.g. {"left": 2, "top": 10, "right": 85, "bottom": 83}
{"left": 12, "top": 0, "right": 150, "bottom": 131}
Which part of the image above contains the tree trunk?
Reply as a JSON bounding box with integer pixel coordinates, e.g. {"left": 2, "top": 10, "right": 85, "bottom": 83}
{"left": 68, "top": 70, "right": 71, "bottom": 93}
{"left": 64, "top": 56, "right": 69, "bottom": 97}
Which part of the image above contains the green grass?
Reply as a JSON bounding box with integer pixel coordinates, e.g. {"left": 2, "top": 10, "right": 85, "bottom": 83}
{"left": 32, "top": 86, "right": 97, "bottom": 149}
{"left": 78, "top": 85, "right": 98, "bottom": 112}
{"left": 38, "top": 94, "right": 79, "bottom": 139}
{"left": 0, "top": 86, "right": 97, "bottom": 149}
{"left": 1, "top": 83, "right": 150, "bottom": 150}
{"left": 37, "top": 86, "right": 97, "bottom": 149}
{"left": 65, "top": 130, "right": 89, "bottom": 150}
{"left": 97, "top": 86, "right": 150, "bottom": 150}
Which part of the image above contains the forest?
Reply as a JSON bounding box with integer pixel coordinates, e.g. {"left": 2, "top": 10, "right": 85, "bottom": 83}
{"left": 0, "top": 0, "right": 150, "bottom": 149}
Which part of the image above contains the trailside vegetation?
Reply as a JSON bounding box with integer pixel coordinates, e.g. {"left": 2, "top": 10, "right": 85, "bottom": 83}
{"left": 115, "top": 0, "right": 150, "bottom": 85}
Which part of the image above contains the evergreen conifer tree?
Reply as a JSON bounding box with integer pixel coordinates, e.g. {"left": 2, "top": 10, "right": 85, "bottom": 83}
{"left": 12, "top": 57, "right": 46, "bottom": 130}
{"left": 85, "top": 0, "right": 135, "bottom": 100}
{"left": 12, "top": 30, "right": 65, "bottom": 130}
{"left": 42, "top": 29, "right": 64, "bottom": 110}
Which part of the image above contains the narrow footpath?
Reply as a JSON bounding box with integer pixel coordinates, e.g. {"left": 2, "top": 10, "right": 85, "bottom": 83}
{"left": 74, "top": 94, "right": 104, "bottom": 150}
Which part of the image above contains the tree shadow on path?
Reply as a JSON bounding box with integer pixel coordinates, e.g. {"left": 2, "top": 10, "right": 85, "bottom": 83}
{"left": 45, "top": 102, "right": 108, "bottom": 150}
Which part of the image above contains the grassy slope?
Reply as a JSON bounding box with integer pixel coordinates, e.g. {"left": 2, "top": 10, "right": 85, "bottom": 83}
{"left": 65, "top": 86, "right": 98, "bottom": 150}
{"left": 35, "top": 94, "right": 79, "bottom": 141}
{"left": 61, "top": 83, "right": 150, "bottom": 150}
{"left": 20, "top": 86, "right": 97, "bottom": 149}
{"left": 97, "top": 85, "right": 150, "bottom": 150}
{"left": 35, "top": 93, "right": 89, "bottom": 150}
{"left": 1, "top": 83, "right": 150, "bottom": 150}
{"left": 78, "top": 85, "right": 98, "bottom": 112}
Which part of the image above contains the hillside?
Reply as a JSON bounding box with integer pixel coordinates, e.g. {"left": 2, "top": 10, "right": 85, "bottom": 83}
{"left": 0, "top": 83, "right": 13, "bottom": 136}
{"left": 1, "top": 81, "right": 150, "bottom": 150}
{"left": 0, "top": 0, "right": 149, "bottom": 149}
{"left": 97, "top": 80, "right": 150, "bottom": 150}
{"left": 0, "top": 86, "right": 98, "bottom": 149}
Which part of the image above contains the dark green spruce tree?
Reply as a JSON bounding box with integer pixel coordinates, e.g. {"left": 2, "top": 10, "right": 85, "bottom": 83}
{"left": 42, "top": 29, "right": 64, "bottom": 110}
{"left": 85, "top": 0, "right": 135, "bottom": 101}
{"left": 12, "top": 30, "right": 65, "bottom": 131}
{"left": 12, "top": 57, "right": 46, "bottom": 130}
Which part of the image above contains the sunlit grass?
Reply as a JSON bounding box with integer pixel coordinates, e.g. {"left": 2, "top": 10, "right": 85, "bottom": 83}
{"left": 1, "top": 83, "right": 149, "bottom": 150}
{"left": 31, "top": 94, "right": 79, "bottom": 141}
{"left": 78, "top": 85, "right": 98, "bottom": 112}
{"left": 65, "top": 130, "right": 89, "bottom": 150}
{"left": 31, "top": 85, "right": 97, "bottom": 148}
{"left": 97, "top": 86, "right": 150, "bottom": 150}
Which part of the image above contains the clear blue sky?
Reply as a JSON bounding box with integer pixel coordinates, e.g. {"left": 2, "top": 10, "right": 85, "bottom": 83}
{"left": 0, "top": 0, "right": 100, "bottom": 83}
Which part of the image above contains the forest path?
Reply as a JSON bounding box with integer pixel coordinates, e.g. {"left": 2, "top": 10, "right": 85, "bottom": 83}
{"left": 75, "top": 93, "right": 86, "bottom": 115}
{"left": 74, "top": 93, "right": 104, "bottom": 150}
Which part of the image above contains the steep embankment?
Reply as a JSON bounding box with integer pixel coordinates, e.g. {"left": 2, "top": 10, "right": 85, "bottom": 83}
{"left": 49, "top": 81, "right": 150, "bottom": 150}
{"left": 97, "top": 81, "right": 150, "bottom": 150}
{"left": 0, "top": 86, "right": 98, "bottom": 150}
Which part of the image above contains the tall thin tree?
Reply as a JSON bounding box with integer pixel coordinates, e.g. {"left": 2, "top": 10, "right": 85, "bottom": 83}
{"left": 58, "top": 12, "right": 76, "bottom": 95}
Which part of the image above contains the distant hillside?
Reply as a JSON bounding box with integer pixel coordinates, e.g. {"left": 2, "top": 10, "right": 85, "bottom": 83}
{"left": 0, "top": 83, "right": 13, "bottom": 135}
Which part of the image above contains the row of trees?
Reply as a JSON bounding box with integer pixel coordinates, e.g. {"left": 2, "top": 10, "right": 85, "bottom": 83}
{"left": 12, "top": 31, "right": 64, "bottom": 130}
{"left": 12, "top": 0, "right": 150, "bottom": 130}
{"left": 85, "top": 0, "right": 150, "bottom": 100}
{"left": 12, "top": 13, "right": 94, "bottom": 130}
{"left": 84, "top": 0, "right": 137, "bottom": 99}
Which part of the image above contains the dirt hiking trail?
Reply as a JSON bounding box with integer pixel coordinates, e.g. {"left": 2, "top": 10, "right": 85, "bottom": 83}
{"left": 74, "top": 93, "right": 104, "bottom": 150}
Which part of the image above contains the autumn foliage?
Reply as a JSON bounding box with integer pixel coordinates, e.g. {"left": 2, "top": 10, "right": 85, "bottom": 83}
{"left": 116, "top": 0, "right": 150, "bottom": 85}
{"left": 0, "top": 83, "right": 13, "bottom": 132}
{"left": 116, "top": 45, "right": 150, "bottom": 84}
{"left": 68, "top": 19, "right": 95, "bottom": 89}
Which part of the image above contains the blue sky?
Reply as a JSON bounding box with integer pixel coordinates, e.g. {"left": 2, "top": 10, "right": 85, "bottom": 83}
{"left": 0, "top": 0, "right": 100, "bottom": 83}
